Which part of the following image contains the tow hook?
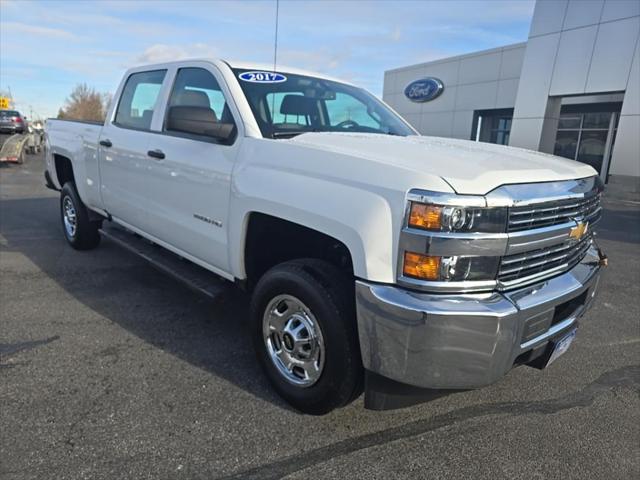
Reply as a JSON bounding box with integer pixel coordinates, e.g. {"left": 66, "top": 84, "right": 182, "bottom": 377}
{"left": 596, "top": 242, "right": 608, "bottom": 267}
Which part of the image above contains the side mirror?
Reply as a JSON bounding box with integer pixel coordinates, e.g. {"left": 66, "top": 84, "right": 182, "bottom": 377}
{"left": 166, "top": 106, "right": 235, "bottom": 143}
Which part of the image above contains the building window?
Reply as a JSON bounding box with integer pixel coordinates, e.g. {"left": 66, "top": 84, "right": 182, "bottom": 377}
{"left": 553, "top": 103, "right": 621, "bottom": 178}
{"left": 472, "top": 109, "right": 514, "bottom": 145}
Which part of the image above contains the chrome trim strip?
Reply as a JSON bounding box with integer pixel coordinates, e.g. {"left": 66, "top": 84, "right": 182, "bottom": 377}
{"left": 499, "top": 263, "right": 570, "bottom": 290}
{"left": 509, "top": 198, "right": 596, "bottom": 216}
{"left": 397, "top": 275, "right": 498, "bottom": 293}
{"left": 400, "top": 227, "right": 508, "bottom": 256}
{"left": 407, "top": 189, "right": 486, "bottom": 207}
{"left": 502, "top": 240, "right": 580, "bottom": 266}
{"left": 506, "top": 222, "right": 574, "bottom": 255}
{"left": 485, "top": 176, "right": 603, "bottom": 208}
{"left": 507, "top": 196, "right": 601, "bottom": 232}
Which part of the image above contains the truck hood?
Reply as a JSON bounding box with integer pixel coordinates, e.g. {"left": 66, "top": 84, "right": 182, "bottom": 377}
{"left": 290, "top": 133, "right": 596, "bottom": 195}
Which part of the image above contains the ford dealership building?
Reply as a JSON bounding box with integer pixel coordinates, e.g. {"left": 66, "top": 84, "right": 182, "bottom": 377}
{"left": 383, "top": 0, "right": 640, "bottom": 191}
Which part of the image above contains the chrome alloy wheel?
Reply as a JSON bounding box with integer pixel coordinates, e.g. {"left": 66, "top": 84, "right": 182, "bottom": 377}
{"left": 62, "top": 196, "right": 77, "bottom": 238}
{"left": 263, "top": 294, "right": 325, "bottom": 387}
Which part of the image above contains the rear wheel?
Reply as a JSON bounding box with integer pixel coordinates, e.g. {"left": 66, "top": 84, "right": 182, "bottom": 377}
{"left": 251, "top": 259, "right": 363, "bottom": 414}
{"left": 60, "top": 182, "right": 101, "bottom": 250}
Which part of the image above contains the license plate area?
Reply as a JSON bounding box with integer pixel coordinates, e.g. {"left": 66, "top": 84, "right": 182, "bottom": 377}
{"left": 516, "top": 327, "right": 578, "bottom": 369}
{"left": 546, "top": 328, "right": 577, "bottom": 366}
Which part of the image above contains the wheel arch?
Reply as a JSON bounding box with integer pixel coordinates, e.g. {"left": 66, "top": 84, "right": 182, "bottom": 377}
{"left": 53, "top": 153, "right": 75, "bottom": 187}
{"left": 241, "top": 212, "right": 359, "bottom": 289}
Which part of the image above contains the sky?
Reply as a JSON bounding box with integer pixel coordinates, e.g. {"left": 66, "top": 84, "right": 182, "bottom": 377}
{"left": 0, "top": 0, "right": 535, "bottom": 119}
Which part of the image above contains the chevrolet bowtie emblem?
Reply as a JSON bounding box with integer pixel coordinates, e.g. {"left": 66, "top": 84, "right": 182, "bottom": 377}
{"left": 569, "top": 221, "right": 588, "bottom": 240}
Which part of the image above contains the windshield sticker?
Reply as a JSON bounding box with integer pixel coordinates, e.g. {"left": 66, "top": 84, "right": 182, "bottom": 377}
{"left": 238, "top": 71, "right": 287, "bottom": 83}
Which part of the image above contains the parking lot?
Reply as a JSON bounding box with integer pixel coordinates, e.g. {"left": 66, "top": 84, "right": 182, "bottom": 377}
{"left": 1, "top": 152, "right": 638, "bottom": 479}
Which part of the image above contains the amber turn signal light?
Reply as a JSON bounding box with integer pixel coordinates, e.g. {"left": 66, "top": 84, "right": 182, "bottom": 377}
{"left": 403, "top": 252, "right": 440, "bottom": 280}
{"left": 408, "top": 203, "right": 442, "bottom": 230}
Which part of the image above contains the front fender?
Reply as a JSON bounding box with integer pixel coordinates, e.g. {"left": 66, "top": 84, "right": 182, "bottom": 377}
{"left": 229, "top": 165, "right": 403, "bottom": 283}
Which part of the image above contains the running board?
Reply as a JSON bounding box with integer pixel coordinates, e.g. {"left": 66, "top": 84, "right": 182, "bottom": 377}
{"left": 99, "top": 224, "right": 230, "bottom": 301}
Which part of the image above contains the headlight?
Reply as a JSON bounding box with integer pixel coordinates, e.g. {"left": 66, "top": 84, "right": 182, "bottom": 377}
{"left": 400, "top": 190, "right": 508, "bottom": 291}
{"left": 408, "top": 202, "right": 507, "bottom": 233}
{"left": 403, "top": 252, "right": 499, "bottom": 282}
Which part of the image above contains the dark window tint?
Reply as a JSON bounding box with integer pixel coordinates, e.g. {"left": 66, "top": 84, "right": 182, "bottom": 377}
{"left": 582, "top": 112, "right": 612, "bottom": 129}
{"left": 557, "top": 115, "right": 581, "bottom": 129}
{"left": 0, "top": 110, "right": 20, "bottom": 117}
{"left": 576, "top": 131, "right": 608, "bottom": 171}
{"left": 554, "top": 130, "right": 579, "bottom": 159}
{"left": 115, "top": 70, "right": 166, "bottom": 130}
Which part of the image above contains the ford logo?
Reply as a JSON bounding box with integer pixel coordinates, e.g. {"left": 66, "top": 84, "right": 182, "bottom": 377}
{"left": 404, "top": 77, "right": 444, "bottom": 102}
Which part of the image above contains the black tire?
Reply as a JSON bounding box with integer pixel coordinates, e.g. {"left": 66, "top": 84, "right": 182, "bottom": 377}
{"left": 60, "top": 182, "right": 101, "bottom": 250}
{"left": 251, "top": 259, "right": 363, "bottom": 414}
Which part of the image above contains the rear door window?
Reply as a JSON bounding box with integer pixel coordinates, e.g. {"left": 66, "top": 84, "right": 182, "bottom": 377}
{"left": 115, "top": 70, "right": 166, "bottom": 130}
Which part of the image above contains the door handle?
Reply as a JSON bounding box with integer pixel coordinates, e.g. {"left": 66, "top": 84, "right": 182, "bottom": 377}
{"left": 99, "top": 139, "right": 112, "bottom": 147}
{"left": 147, "top": 149, "right": 165, "bottom": 160}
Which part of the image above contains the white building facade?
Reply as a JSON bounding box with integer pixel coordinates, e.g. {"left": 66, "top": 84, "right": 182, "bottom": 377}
{"left": 383, "top": 0, "right": 640, "bottom": 191}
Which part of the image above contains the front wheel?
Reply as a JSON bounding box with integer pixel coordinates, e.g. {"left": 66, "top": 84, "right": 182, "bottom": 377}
{"left": 251, "top": 259, "right": 363, "bottom": 414}
{"left": 60, "top": 182, "right": 101, "bottom": 250}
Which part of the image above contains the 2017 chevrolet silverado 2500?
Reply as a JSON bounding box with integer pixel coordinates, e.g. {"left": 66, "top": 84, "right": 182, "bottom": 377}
{"left": 44, "top": 60, "right": 606, "bottom": 414}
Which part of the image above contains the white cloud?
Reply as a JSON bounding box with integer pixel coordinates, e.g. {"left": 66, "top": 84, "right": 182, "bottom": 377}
{"left": 135, "top": 43, "right": 219, "bottom": 64}
{"left": 278, "top": 48, "right": 351, "bottom": 73}
{"left": 1, "top": 21, "right": 79, "bottom": 39}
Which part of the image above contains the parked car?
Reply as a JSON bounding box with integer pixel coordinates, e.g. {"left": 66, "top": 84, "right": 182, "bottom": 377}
{"left": 44, "top": 59, "right": 607, "bottom": 414}
{"left": 0, "top": 109, "right": 27, "bottom": 134}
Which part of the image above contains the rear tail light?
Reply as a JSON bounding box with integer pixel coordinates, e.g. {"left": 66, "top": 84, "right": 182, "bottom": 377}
{"left": 14, "top": 117, "right": 23, "bottom": 123}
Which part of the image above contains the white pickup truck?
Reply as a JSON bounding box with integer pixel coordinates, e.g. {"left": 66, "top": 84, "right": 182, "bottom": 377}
{"left": 45, "top": 59, "right": 606, "bottom": 414}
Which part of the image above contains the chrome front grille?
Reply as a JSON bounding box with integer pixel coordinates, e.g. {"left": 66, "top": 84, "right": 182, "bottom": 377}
{"left": 499, "top": 233, "right": 593, "bottom": 285}
{"left": 508, "top": 194, "right": 601, "bottom": 232}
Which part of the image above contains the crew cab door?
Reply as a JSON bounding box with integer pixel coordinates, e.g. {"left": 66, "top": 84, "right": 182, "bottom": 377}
{"left": 98, "top": 69, "right": 168, "bottom": 228}
{"left": 138, "top": 63, "right": 241, "bottom": 274}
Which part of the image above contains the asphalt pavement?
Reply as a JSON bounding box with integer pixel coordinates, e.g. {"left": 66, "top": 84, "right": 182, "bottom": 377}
{"left": 1, "top": 152, "right": 639, "bottom": 480}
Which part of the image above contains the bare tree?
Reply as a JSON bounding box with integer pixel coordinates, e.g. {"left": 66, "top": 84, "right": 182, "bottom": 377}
{"left": 58, "top": 84, "right": 110, "bottom": 122}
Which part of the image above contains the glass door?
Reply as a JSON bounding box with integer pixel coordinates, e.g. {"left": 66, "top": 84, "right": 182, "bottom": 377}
{"left": 472, "top": 108, "right": 514, "bottom": 145}
{"left": 554, "top": 105, "right": 621, "bottom": 181}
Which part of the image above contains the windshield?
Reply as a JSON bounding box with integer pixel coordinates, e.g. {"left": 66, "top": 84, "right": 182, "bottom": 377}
{"left": 0, "top": 110, "right": 20, "bottom": 117}
{"left": 232, "top": 69, "right": 416, "bottom": 139}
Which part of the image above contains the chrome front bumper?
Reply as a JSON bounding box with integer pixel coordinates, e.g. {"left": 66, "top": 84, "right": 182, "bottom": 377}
{"left": 356, "top": 242, "right": 603, "bottom": 389}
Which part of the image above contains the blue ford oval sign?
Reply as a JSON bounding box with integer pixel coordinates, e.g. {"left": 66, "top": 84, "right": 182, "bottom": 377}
{"left": 238, "top": 71, "right": 287, "bottom": 83}
{"left": 404, "top": 77, "right": 444, "bottom": 102}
